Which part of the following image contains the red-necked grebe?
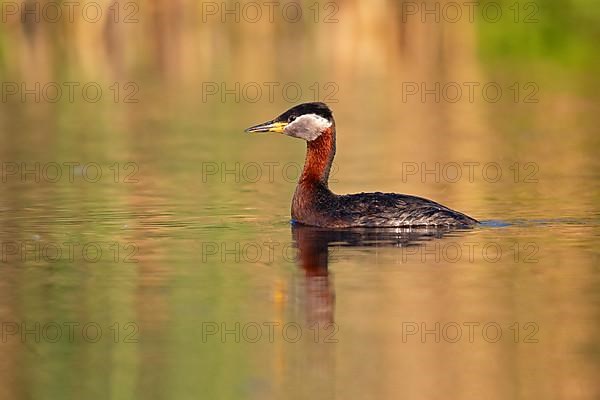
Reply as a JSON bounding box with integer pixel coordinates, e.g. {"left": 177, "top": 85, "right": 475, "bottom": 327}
{"left": 245, "top": 102, "right": 478, "bottom": 228}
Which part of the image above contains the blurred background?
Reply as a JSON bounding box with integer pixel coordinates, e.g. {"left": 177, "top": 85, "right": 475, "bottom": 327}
{"left": 0, "top": 0, "right": 599, "bottom": 399}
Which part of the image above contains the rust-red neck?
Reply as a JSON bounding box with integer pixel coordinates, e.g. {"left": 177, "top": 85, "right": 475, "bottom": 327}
{"left": 299, "top": 126, "right": 336, "bottom": 187}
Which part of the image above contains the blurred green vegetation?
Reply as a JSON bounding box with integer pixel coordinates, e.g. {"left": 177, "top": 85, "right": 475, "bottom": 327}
{"left": 477, "top": 0, "right": 600, "bottom": 69}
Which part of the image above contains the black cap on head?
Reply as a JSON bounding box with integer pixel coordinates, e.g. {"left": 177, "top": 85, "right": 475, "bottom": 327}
{"left": 275, "top": 102, "right": 333, "bottom": 123}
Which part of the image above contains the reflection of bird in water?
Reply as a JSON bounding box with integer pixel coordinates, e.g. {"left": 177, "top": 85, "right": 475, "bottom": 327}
{"left": 246, "top": 102, "right": 478, "bottom": 228}
{"left": 293, "top": 224, "right": 334, "bottom": 325}
{"left": 292, "top": 224, "right": 466, "bottom": 324}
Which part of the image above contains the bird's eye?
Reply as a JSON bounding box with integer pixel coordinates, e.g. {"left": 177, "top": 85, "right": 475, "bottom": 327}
{"left": 288, "top": 115, "right": 297, "bottom": 123}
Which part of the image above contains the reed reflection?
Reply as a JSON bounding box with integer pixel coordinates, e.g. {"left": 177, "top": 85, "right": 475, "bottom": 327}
{"left": 292, "top": 224, "right": 471, "bottom": 324}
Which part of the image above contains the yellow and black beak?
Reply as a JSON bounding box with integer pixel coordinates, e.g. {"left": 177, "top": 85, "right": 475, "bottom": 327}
{"left": 244, "top": 120, "right": 287, "bottom": 134}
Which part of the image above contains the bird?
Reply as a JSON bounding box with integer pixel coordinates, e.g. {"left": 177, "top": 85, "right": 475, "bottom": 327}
{"left": 245, "top": 102, "right": 478, "bottom": 228}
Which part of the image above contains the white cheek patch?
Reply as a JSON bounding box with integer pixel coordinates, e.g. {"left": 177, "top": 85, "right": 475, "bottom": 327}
{"left": 285, "top": 114, "right": 332, "bottom": 141}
